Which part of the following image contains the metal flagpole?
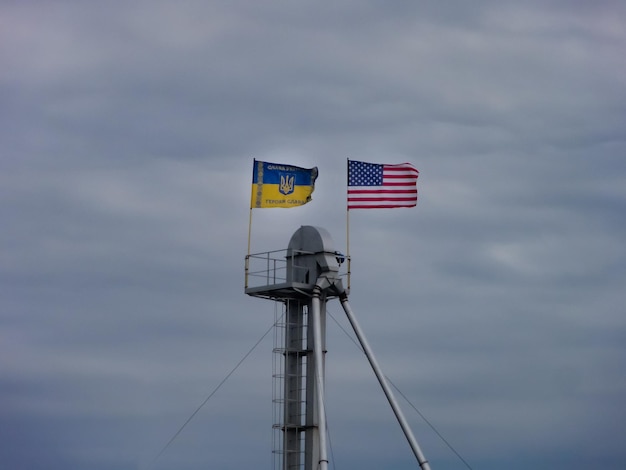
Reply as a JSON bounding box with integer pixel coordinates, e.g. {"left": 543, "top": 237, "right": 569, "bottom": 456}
{"left": 246, "top": 159, "right": 255, "bottom": 289}
{"left": 346, "top": 209, "right": 350, "bottom": 259}
{"left": 338, "top": 292, "right": 432, "bottom": 470}
{"left": 247, "top": 207, "right": 253, "bottom": 257}
{"left": 346, "top": 158, "right": 350, "bottom": 260}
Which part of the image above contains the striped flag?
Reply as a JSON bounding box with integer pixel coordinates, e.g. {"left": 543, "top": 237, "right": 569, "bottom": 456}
{"left": 347, "top": 159, "right": 419, "bottom": 209}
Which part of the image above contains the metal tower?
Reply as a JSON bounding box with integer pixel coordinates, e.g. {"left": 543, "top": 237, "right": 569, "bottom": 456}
{"left": 245, "top": 226, "right": 431, "bottom": 470}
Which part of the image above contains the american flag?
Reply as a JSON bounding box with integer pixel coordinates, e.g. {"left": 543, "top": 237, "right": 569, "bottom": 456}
{"left": 347, "top": 160, "right": 419, "bottom": 209}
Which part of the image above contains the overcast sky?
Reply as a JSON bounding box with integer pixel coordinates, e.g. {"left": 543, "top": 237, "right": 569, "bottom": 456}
{"left": 1, "top": 1, "right": 625, "bottom": 469}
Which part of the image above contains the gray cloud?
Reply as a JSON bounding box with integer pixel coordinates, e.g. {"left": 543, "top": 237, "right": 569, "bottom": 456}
{"left": 1, "top": 1, "right": 625, "bottom": 469}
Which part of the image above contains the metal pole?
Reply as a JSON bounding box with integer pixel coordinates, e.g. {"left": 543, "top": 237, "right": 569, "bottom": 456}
{"left": 284, "top": 300, "right": 304, "bottom": 470}
{"left": 339, "top": 293, "right": 432, "bottom": 470}
{"left": 311, "top": 286, "right": 329, "bottom": 470}
{"left": 346, "top": 158, "right": 351, "bottom": 265}
{"left": 311, "top": 285, "right": 329, "bottom": 470}
{"left": 247, "top": 207, "right": 253, "bottom": 256}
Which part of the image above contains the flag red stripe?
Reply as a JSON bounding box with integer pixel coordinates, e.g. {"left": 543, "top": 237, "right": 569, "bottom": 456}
{"left": 348, "top": 203, "right": 417, "bottom": 209}
{"left": 383, "top": 165, "right": 418, "bottom": 171}
{"left": 383, "top": 175, "right": 417, "bottom": 181}
{"left": 348, "top": 196, "right": 417, "bottom": 202}
{"left": 383, "top": 168, "right": 419, "bottom": 175}
{"left": 348, "top": 189, "right": 417, "bottom": 194}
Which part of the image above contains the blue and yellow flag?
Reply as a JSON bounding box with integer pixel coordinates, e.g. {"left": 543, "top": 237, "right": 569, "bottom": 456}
{"left": 251, "top": 160, "right": 318, "bottom": 208}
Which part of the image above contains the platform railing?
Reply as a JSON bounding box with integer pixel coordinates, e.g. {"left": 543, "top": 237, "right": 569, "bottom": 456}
{"left": 244, "top": 248, "right": 308, "bottom": 290}
{"left": 244, "top": 249, "right": 350, "bottom": 291}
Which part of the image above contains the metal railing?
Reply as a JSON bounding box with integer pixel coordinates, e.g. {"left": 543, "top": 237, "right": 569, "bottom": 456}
{"left": 244, "top": 249, "right": 351, "bottom": 291}
{"left": 244, "top": 248, "right": 310, "bottom": 290}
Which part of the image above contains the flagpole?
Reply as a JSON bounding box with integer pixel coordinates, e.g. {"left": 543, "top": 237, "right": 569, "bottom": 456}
{"left": 346, "top": 159, "right": 351, "bottom": 291}
{"left": 247, "top": 207, "right": 253, "bottom": 257}
{"left": 246, "top": 159, "right": 256, "bottom": 289}
{"left": 346, "top": 158, "right": 350, "bottom": 259}
{"left": 346, "top": 208, "right": 350, "bottom": 258}
{"left": 248, "top": 158, "right": 256, "bottom": 256}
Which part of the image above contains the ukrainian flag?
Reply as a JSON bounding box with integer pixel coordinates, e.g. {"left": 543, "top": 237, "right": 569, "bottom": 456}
{"left": 251, "top": 160, "right": 318, "bottom": 208}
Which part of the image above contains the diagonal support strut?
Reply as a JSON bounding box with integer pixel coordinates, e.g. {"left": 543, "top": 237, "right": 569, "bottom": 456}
{"left": 338, "top": 292, "right": 432, "bottom": 470}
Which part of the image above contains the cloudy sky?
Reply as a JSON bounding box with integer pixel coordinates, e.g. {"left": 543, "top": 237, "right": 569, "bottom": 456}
{"left": 1, "top": 1, "right": 625, "bottom": 469}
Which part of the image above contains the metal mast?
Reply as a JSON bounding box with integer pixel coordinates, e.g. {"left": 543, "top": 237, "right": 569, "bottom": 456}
{"left": 246, "top": 226, "right": 343, "bottom": 470}
{"left": 245, "top": 225, "right": 431, "bottom": 470}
